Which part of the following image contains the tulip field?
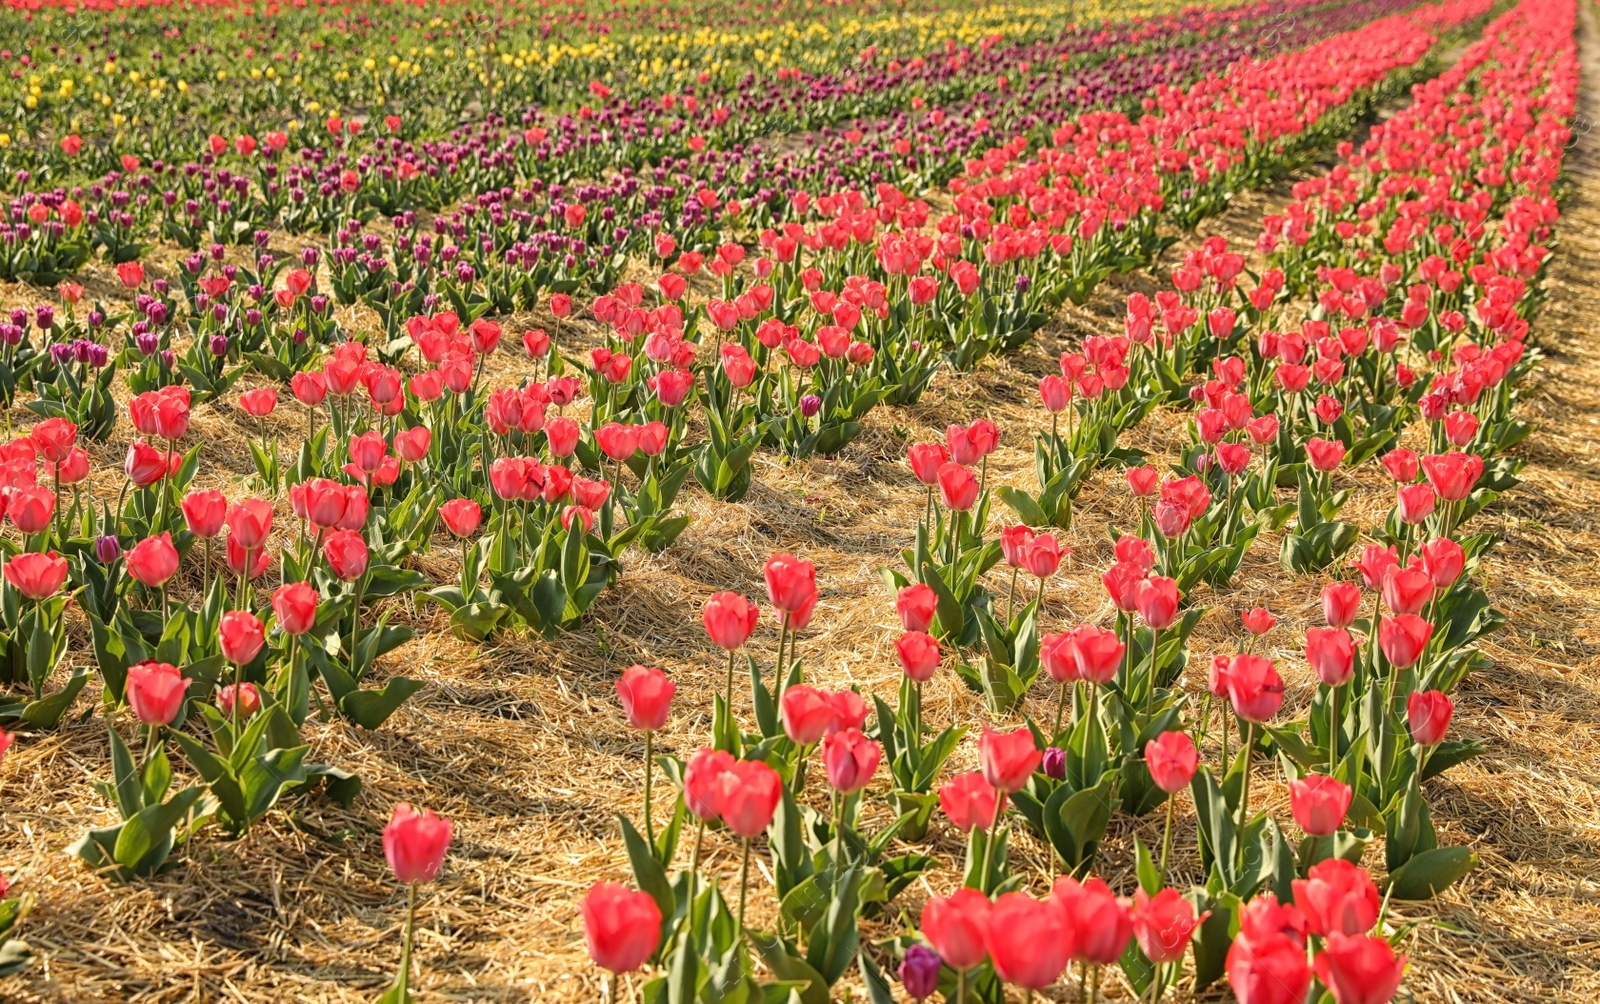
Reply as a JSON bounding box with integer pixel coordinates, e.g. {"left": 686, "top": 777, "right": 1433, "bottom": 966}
{"left": 0, "top": 0, "right": 1599, "bottom": 998}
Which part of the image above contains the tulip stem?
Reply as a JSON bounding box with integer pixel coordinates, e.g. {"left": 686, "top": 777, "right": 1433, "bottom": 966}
{"left": 688, "top": 818, "right": 705, "bottom": 884}
{"left": 979, "top": 793, "right": 1005, "bottom": 894}
{"left": 724, "top": 649, "right": 736, "bottom": 713}
{"left": 1327, "top": 684, "right": 1339, "bottom": 778}
{"left": 955, "top": 968, "right": 967, "bottom": 1004}
{"left": 1158, "top": 792, "right": 1176, "bottom": 887}
{"left": 1090, "top": 963, "right": 1101, "bottom": 1004}
{"left": 736, "top": 838, "right": 751, "bottom": 936}
{"left": 1145, "top": 626, "right": 1160, "bottom": 718}
{"left": 643, "top": 730, "right": 655, "bottom": 849}
{"left": 1236, "top": 721, "right": 1257, "bottom": 857}
{"left": 1053, "top": 681, "right": 1068, "bottom": 740}
{"left": 349, "top": 577, "right": 364, "bottom": 681}
{"left": 393, "top": 882, "right": 417, "bottom": 1000}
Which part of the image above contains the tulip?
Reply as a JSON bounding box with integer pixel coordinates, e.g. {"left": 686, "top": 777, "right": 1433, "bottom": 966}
{"left": 439, "top": 498, "right": 482, "bottom": 537}
{"left": 615, "top": 664, "right": 675, "bottom": 842}
{"left": 979, "top": 726, "right": 1041, "bottom": 793}
{"left": 683, "top": 746, "right": 734, "bottom": 827}
{"left": 1306, "top": 627, "right": 1354, "bottom": 686}
{"left": 936, "top": 461, "right": 979, "bottom": 511}
{"left": 703, "top": 591, "right": 759, "bottom": 651}
{"left": 238, "top": 387, "right": 277, "bottom": 418}
{"left": 899, "top": 943, "right": 942, "bottom": 1002}
{"left": 126, "top": 660, "right": 186, "bottom": 728}
{"left": 182, "top": 490, "right": 229, "bottom": 539}
{"left": 581, "top": 882, "right": 662, "bottom": 978}
{"left": 822, "top": 727, "right": 881, "bottom": 795}
{"left": 382, "top": 803, "right": 454, "bottom": 1000}
{"left": 323, "top": 529, "right": 369, "bottom": 581}
{"left": 1381, "top": 563, "right": 1433, "bottom": 615}
{"left": 1225, "top": 654, "right": 1284, "bottom": 723}
{"left": 8, "top": 486, "right": 56, "bottom": 534}
{"left": 216, "top": 682, "right": 261, "bottom": 719}
{"left": 219, "top": 610, "right": 265, "bottom": 666}
{"left": 4, "top": 550, "right": 67, "bottom": 601}
{"left": 1322, "top": 580, "right": 1362, "bottom": 627}
{"left": 920, "top": 887, "right": 991, "bottom": 974}
{"left": 988, "top": 892, "right": 1073, "bottom": 990}
{"left": 896, "top": 582, "right": 938, "bottom": 632}
{"left": 1136, "top": 576, "right": 1180, "bottom": 630}
{"left": 1313, "top": 933, "right": 1407, "bottom": 1004}
{"left": 939, "top": 771, "right": 1001, "bottom": 833}
{"left": 896, "top": 631, "right": 941, "bottom": 681}
{"left": 1406, "top": 690, "right": 1453, "bottom": 746}
{"left": 1226, "top": 930, "right": 1311, "bottom": 1004}
{"left": 1292, "top": 858, "right": 1380, "bottom": 938}
{"left": 1420, "top": 536, "right": 1465, "bottom": 589}
{"left": 1378, "top": 613, "right": 1432, "bottom": 668}
{"left": 272, "top": 582, "right": 318, "bottom": 635}
{"left": 1131, "top": 887, "right": 1205, "bottom": 964}
{"left": 127, "top": 532, "right": 180, "bottom": 590}
{"left": 780, "top": 684, "right": 835, "bottom": 746}
{"left": 1054, "top": 876, "right": 1132, "bottom": 966}
{"left": 719, "top": 758, "right": 783, "bottom": 931}
{"left": 1395, "top": 483, "right": 1436, "bottom": 524}
{"left": 764, "top": 552, "right": 817, "bottom": 615}
{"left": 1071, "top": 624, "right": 1124, "bottom": 685}
{"left": 1146, "top": 729, "right": 1197, "bottom": 882}
{"left": 1241, "top": 607, "right": 1277, "bottom": 637}
{"left": 1289, "top": 774, "right": 1352, "bottom": 836}
{"left": 907, "top": 442, "right": 948, "bottom": 485}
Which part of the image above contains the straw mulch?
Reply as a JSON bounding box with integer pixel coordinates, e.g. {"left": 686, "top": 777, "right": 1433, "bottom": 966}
{"left": 0, "top": 17, "right": 1598, "bottom": 1004}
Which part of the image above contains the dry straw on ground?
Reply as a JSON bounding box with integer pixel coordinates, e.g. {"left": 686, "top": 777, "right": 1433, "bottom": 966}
{"left": 0, "top": 15, "right": 1598, "bottom": 1004}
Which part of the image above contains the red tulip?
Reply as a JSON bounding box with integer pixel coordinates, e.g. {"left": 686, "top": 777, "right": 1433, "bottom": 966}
{"left": 1351, "top": 544, "right": 1399, "bottom": 592}
{"left": 987, "top": 892, "right": 1073, "bottom": 989}
{"left": 1406, "top": 690, "right": 1453, "bottom": 746}
{"left": 581, "top": 882, "right": 662, "bottom": 974}
{"left": 702, "top": 592, "right": 759, "bottom": 650}
{"left": 303, "top": 478, "right": 349, "bottom": 529}
{"left": 272, "top": 582, "right": 318, "bottom": 635}
{"left": 219, "top": 610, "right": 266, "bottom": 665}
{"left": 614, "top": 665, "right": 674, "bottom": 731}
{"left": 1378, "top": 614, "right": 1432, "bottom": 668}
{"left": 126, "top": 660, "right": 186, "bottom": 726}
{"left": 349, "top": 431, "right": 387, "bottom": 473}
{"left": 717, "top": 759, "right": 782, "bottom": 837}
{"left": 1071, "top": 624, "right": 1124, "bottom": 685}
{"left": 322, "top": 529, "right": 370, "bottom": 581}
{"left": 1305, "top": 436, "right": 1346, "bottom": 471}
{"left": 1395, "top": 483, "right": 1437, "bottom": 524}
{"left": 1022, "top": 533, "right": 1065, "bottom": 578}
{"left": 907, "top": 443, "right": 948, "bottom": 485}
{"left": 1419, "top": 537, "right": 1464, "bottom": 589}
{"left": 226, "top": 535, "right": 271, "bottom": 580}
{"left": 1135, "top": 576, "right": 1180, "bottom": 630}
{"left": 896, "top": 582, "right": 938, "bottom": 632}
{"left": 1052, "top": 876, "right": 1132, "bottom": 965}
{"left": 394, "top": 426, "right": 431, "bottom": 463}
{"left": 1145, "top": 731, "right": 1198, "bottom": 794}
{"left": 127, "top": 532, "right": 180, "bottom": 588}
{"left": 1420, "top": 451, "right": 1482, "bottom": 501}
{"left": 1241, "top": 607, "right": 1277, "bottom": 636}
{"left": 7, "top": 486, "right": 56, "bottom": 534}
{"left": 594, "top": 422, "right": 640, "bottom": 461}
{"left": 780, "top": 684, "right": 835, "bottom": 745}
{"left": 1226, "top": 930, "right": 1311, "bottom": 1004}
{"left": 238, "top": 388, "right": 278, "bottom": 418}
{"left": 822, "top": 728, "right": 881, "bottom": 793}
{"left": 1313, "top": 933, "right": 1407, "bottom": 1004}
{"left": 1000, "top": 525, "right": 1035, "bottom": 569}
{"left": 920, "top": 888, "right": 991, "bottom": 971}
{"left": 939, "top": 771, "right": 1000, "bottom": 832}
{"left": 1321, "top": 581, "right": 1361, "bottom": 627}
{"left": 182, "top": 490, "right": 228, "bottom": 539}
{"left": 1040, "top": 630, "right": 1079, "bottom": 683}
{"left": 291, "top": 371, "right": 328, "bottom": 406}
{"left": 1292, "top": 859, "right": 1379, "bottom": 938}
{"left": 383, "top": 802, "right": 453, "bottom": 884}
{"left": 1381, "top": 563, "right": 1433, "bottom": 615}
{"left": 30, "top": 418, "right": 77, "bottom": 464}
{"left": 1101, "top": 561, "right": 1144, "bottom": 612}
{"left": 896, "top": 631, "right": 941, "bottom": 681}
{"left": 1288, "top": 774, "right": 1351, "bottom": 836}
{"left": 216, "top": 682, "right": 261, "bottom": 719}
{"left": 683, "top": 747, "right": 736, "bottom": 821}
{"left": 1126, "top": 465, "right": 1160, "bottom": 496}
{"left": 439, "top": 498, "right": 483, "bottom": 537}
{"left": 764, "top": 552, "right": 817, "bottom": 615}
{"left": 227, "top": 498, "right": 274, "bottom": 550}
{"left": 936, "top": 462, "right": 979, "bottom": 511}
{"left": 4, "top": 551, "right": 67, "bottom": 600}
{"left": 979, "top": 726, "right": 1040, "bottom": 793}
{"left": 1131, "top": 888, "right": 1204, "bottom": 964}
{"left": 1305, "top": 627, "right": 1354, "bottom": 686}
{"left": 1224, "top": 654, "right": 1284, "bottom": 722}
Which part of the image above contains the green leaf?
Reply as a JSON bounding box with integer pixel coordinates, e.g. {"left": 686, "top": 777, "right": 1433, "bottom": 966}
{"left": 1384, "top": 846, "right": 1477, "bottom": 900}
{"left": 339, "top": 678, "right": 424, "bottom": 730}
